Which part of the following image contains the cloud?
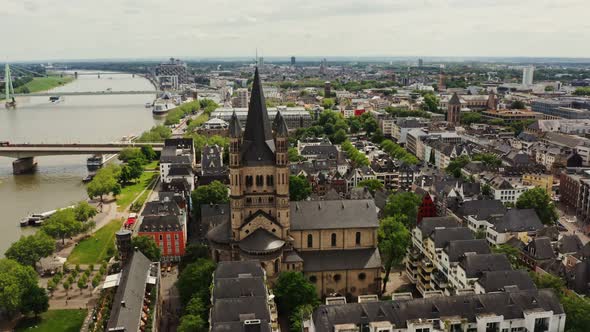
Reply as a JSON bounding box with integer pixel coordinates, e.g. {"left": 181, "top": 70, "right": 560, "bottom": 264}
{"left": 1, "top": 0, "right": 590, "bottom": 61}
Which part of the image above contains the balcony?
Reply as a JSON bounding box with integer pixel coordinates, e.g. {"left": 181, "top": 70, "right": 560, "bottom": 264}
{"left": 431, "top": 270, "right": 449, "bottom": 288}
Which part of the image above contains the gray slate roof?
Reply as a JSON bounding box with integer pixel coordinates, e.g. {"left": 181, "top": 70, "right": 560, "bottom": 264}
{"left": 459, "top": 253, "right": 513, "bottom": 278}
{"left": 311, "top": 289, "right": 563, "bottom": 332}
{"left": 491, "top": 209, "right": 544, "bottom": 233}
{"left": 300, "top": 248, "right": 381, "bottom": 272}
{"left": 238, "top": 229, "right": 285, "bottom": 254}
{"left": 214, "top": 261, "right": 265, "bottom": 279}
{"left": 457, "top": 200, "right": 506, "bottom": 220}
{"left": 430, "top": 227, "right": 474, "bottom": 249}
{"left": 476, "top": 270, "right": 537, "bottom": 293}
{"left": 417, "top": 216, "right": 460, "bottom": 239}
{"left": 444, "top": 239, "right": 491, "bottom": 263}
{"left": 290, "top": 199, "right": 378, "bottom": 230}
{"left": 107, "top": 251, "right": 154, "bottom": 331}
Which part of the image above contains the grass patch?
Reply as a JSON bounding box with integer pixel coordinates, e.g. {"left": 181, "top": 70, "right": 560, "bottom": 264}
{"left": 67, "top": 219, "right": 121, "bottom": 265}
{"left": 17, "top": 76, "right": 74, "bottom": 93}
{"left": 15, "top": 309, "right": 86, "bottom": 332}
{"left": 116, "top": 172, "right": 157, "bottom": 212}
{"left": 144, "top": 160, "right": 159, "bottom": 170}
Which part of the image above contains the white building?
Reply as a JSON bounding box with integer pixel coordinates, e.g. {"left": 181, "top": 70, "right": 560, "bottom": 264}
{"left": 522, "top": 65, "right": 535, "bottom": 86}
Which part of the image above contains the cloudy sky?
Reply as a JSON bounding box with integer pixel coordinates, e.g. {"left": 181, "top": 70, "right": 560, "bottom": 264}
{"left": 2, "top": 0, "right": 589, "bottom": 61}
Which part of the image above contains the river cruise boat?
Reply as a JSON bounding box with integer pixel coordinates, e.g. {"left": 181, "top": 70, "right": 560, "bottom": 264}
{"left": 152, "top": 102, "right": 175, "bottom": 115}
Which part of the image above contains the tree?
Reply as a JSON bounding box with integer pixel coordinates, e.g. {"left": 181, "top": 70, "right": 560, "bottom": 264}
{"left": 273, "top": 272, "right": 318, "bottom": 315}
{"left": 5, "top": 232, "right": 55, "bottom": 267}
{"left": 371, "top": 129, "right": 384, "bottom": 144}
{"left": 92, "top": 275, "right": 101, "bottom": 289}
{"left": 561, "top": 292, "right": 590, "bottom": 332}
{"left": 481, "top": 184, "right": 492, "bottom": 198}
{"left": 322, "top": 98, "right": 335, "bottom": 109}
{"left": 493, "top": 244, "right": 524, "bottom": 269}
{"left": 530, "top": 272, "right": 565, "bottom": 295}
{"left": 362, "top": 116, "right": 378, "bottom": 134}
{"left": 460, "top": 112, "right": 482, "bottom": 125}
{"left": 180, "top": 244, "right": 210, "bottom": 270}
{"left": 41, "top": 209, "right": 84, "bottom": 244}
{"left": 446, "top": 155, "right": 471, "bottom": 178}
{"left": 177, "top": 259, "right": 216, "bottom": 305}
{"left": 127, "top": 159, "right": 144, "bottom": 181}
{"left": 73, "top": 201, "right": 97, "bottom": 222}
{"left": 331, "top": 128, "right": 348, "bottom": 144}
{"left": 289, "top": 175, "right": 312, "bottom": 201}
{"left": 288, "top": 147, "right": 305, "bottom": 162}
{"left": 141, "top": 145, "right": 157, "bottom": 161}
{"left": 472, "top": 153, "right": 502, "bottom": 167}
{"left": 20, "top": 286, "right": 49, "bottom": 317}
{"left": 357, "top": 179, "right": 384, "bottom": 193}
{"left": 178, "top": 314, "right": 206, "bottom": 332}
{"left": 422, "top": 93, "right": 439, "bottom": 113}
{"left": 510, "top": 100, "right": 525, "bottom": 109}
{"left": 378, "top": 216, "right": 411, "bottom": 292}
{"left": 87, "top": 164, "right": 122, "bottom": 201}
{"left": 573, "top": 87, "right": 590, "bottom": 96}
{"left": 118, "top": 147, "right": 144, "bottom": 162}
{"left": 0, "top": 259, "right": 39, "bottom": 316}
{"left": 290, "top": 304, "right": 314, "bottom": 332}
{"left": 348, "top": 118, "right": 361, "bottom": 133}
{"left": 516, "top": 188, "right": 558, "bottom": 225}
{"left": 63, "top": 280, "right": 71, "bottom": 295}
{"left": 131, "top": 236, "right": 162, "bottom": 261}
{"left": 383, "top": 192, "right": 421, "bottom": 227}
{"left": 77, "top": 276, "right": 87, "bottom": 293}
{"left": 191, "top": 180, "right": 229, "bottom": 220}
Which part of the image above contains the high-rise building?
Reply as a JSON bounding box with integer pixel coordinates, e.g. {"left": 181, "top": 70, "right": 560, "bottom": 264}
{"left": 438, "top": 64, "right": 446, "bottom": 90}
{"left": 290, "top": 56, "right": 296, "bottom": 65}
{"left": 155, "top": 57, "right": 189, "bottom": 86}
{"left": 522, "top": 65, "right": 535, "bottom": 86}
{"left": 447, "top": 92, "right": 461, "bottom": 125}
{"left": 324, "top": 81, "right": 331, "bottom": 98}
{"left": 418, "top": 58, "right": 423, "bottom": 67}
{"left": 235, "top": 88, "right": 249, "bottom": 108}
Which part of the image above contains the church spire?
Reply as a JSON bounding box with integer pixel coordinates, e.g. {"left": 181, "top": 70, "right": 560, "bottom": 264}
{"left": 240, "top": 67, "right": 276, "bottom": 165}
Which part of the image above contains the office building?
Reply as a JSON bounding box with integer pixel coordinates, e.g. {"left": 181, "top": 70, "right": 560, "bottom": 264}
{"left": 523, "top": 65, "right": 535, "bottom": 86}
{"left": 235, "top": 88, "right": 249, "bottom": 108}
{"left": 291, "top": 56, "right": 296, "bottom": 65}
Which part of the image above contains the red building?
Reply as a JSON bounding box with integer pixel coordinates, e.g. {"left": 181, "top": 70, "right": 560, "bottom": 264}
{"left": 138, "top": 215, "right": 186, "bottom": 262}
{"left": 417, "top": 192, "right": 437, "bottom": 223}
{"left": 354, "top": 109, "right": 366, "bottom": 117}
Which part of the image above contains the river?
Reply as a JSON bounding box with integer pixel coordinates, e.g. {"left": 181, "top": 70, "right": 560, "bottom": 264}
{"left": 0, "top": 72, "right": 160, "bottom": 255}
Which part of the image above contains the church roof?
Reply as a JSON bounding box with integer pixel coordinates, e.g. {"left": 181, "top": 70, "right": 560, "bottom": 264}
{"left": 238, "top": 229, "right": 285, "bottom": 254}
{"left": 241, "top": 67, "right": 275, "bottom": 165}
{"left": 228, "top": 111, "right": 242, "bottom": 137}
{"left": 449, "top": 92, "right": 461, "bottom": 105}
{"left": 274, "top": 111, "right": 289, "bottom": 137}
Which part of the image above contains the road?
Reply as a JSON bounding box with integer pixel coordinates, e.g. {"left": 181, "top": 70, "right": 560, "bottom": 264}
{"left": 171, "top": 110, "right": 203, "bottom": 138}
{"left": 558, "top": 208, "right": 589, "bottom": 244}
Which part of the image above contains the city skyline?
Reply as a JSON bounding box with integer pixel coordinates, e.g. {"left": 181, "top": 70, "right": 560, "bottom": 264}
{"left": 2, "top": 0, "right": 590, "bottom": 61}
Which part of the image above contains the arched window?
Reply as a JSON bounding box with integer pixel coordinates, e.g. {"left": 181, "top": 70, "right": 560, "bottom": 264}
{"left": 355, "top": 232, "right": 361, "bottom": 245}
{"left": 307, "top": 234, "right": 313, "bottom": 248}
{"left": 331, "top": 233, "right": 337, "bottom": 247}
{"left": 333, "top": 274, "right": 341, "bottom": 282}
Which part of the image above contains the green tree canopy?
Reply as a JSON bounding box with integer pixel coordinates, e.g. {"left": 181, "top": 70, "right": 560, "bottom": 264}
{"left": 191, "top": 180, "right": 229, "bottom": 220}
{"left": 357, "top": 179, "right": 384, "bottom": 193}
{"left": 131, "top": 236, "right": 162, "bottom": 262}
{"left": 273, "top": 271, "right": 319, "bottom": 315}
{"left": 41, "top": 209, "right": 84, "bottom": 244}
{"left": 510, "top": 100, "right": 526, "bottom": 109}
{"left": 493, "top": 244, "right": 525, "bottom": 269}
{"left": 422, "top": 93, "right": 439, "bottom": 113}
{"left": 288, "top": 147, "right": 305, "bottom": 162}
{"left": 87, "top": 164, "right": 122, "bottom": 201}
{"left": 177, "top": 259, "right": 216, "bottom": 305}
{"left": 472, "top": 153, "right": 502, "bottom": 167}
{"left": 446, "top": 155, "right": 471, "bottom": 178}
{"left": 118, "top": 147, "right": 144, "bottom": 162}
{"left": 516, "top": 188, "right": 558, "bottom": 225}
{"left": 289, "top": 175, "right": 312, "bottom": 201}
{"left": 5, "top": 232, "right": 55, "bottom": 267}
{"left": 378, "top": 215, "right": 411, "bottom": 292}
{"left": 141, "top": 145, "right": 158, "bottom": 161}
{"left": 73, "top": 201, "right": 97, "bottom": 222}
{"left": 180, "top": 244, "right": 210, "bottom": 270}
{"left": 0, "top": 259, "right": 40, "bottom": 316}
{"left": 383, "top": 192, "right": 421, "bottom": 227}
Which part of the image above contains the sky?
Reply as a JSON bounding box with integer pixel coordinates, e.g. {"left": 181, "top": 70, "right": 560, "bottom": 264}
{"left": 2, "top": 0, "right": 590, "bottom": 62}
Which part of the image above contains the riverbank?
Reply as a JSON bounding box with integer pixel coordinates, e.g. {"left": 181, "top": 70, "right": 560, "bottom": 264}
{"left": 1, "top": 75, "right": 75, "bottom": 101}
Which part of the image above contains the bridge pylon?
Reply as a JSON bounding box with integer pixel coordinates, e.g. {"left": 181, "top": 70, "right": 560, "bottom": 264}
{"left": 4, "top": 64, "right": 16, "bottom": 108}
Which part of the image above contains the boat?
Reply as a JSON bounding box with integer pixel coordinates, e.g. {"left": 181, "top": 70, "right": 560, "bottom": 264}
{"left": 82, "top": 174, "right": 95, "bottom": 183}
{"left": 19, "top": 206, "right": 74, "bottom": 227}
{"left": 20, "top": 215, "right": 41, "bottom": 227}
{"left": 49, "top": 96, "right": 63, "bottom": 103}
{"left": 152, "top": 102, "right": 174, "bottom": 115}
{"left": 145, "top": 102, "right": 153, "bottom": 108}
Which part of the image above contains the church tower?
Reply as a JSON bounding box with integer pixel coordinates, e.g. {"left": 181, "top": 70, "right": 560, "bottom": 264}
{"left": 224, "top": 68, "right": 290, "bottom": 276}
{"left": 447, "top": 92, "right": 461, "bottom": 125}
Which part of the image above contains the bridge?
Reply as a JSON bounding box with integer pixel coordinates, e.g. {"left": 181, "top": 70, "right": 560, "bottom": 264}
{"left": 13, "top": 90, "right": 160, "bottom": 97}
{"left": 0, "top": 143, "right": 164, "bottom": 174}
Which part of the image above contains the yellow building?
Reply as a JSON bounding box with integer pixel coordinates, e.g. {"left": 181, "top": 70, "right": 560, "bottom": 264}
{"left": 522, "top": 173, "right": 554, "bottom": 193}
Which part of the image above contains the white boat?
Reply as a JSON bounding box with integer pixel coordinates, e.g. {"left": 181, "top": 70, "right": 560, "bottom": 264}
{"left": 145, "top": 102, "right": 153, "bottom": 108}
{"left": 152, "top": 102, "right": 175, "bottom": 115}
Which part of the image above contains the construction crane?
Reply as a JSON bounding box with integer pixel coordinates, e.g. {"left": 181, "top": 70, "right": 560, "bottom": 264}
{"left": 4, "top": 64, "right": 16, "bottom": 108}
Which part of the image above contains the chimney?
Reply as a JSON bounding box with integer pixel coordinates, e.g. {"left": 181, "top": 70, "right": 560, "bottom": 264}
{"left": 116, "top": 230, "right": 133, "bottom": 265}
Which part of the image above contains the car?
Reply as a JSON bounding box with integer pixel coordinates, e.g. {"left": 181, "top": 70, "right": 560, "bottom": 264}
{"left": 0, "top": 141, "right": 9, "bottom": 146}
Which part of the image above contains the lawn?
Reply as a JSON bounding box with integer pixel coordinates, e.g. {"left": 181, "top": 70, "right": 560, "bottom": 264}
{"left": 116, "top": 172, "right": 157, "bottom": 211}
{"left": 15, "top": 309, "right": 86, "bottom": 332}
{"left": 144, "top": 160, "right": 159, "bottom": 170}
{"left": 67, "top": 219, "right": 121, "bottom": 265}
{"left": 16, "top": 76, "right": 74, "bottom": 93}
